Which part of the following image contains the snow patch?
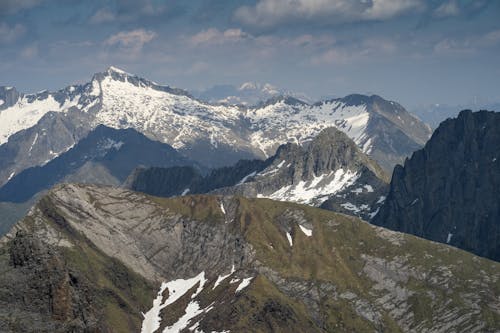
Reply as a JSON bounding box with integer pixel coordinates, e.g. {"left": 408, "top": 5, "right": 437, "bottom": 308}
{"left": 220, "top": 202, "right": 226, "bottom": 215}
{"left": 368, "top": 208, "right": 380, "bottom": 219}
{"left": 181, "top": 188, "right": 190, "bottom": 196}
{"left": 141, "top": 272, "right": 207, "bottom": 333}
{"left": 235, "top": 277, "right": 253, "bottom": 293}
{"left": 446, "top": 233, "right": 453, "bottom": 244}
{"left": 163, "top": 301, "right": 213, "bottom": 333}
{"left": 213, "top": 265, "right": 236, "bottom": 290}
{"left": 262, "top": 169, "right": 359, "bottom": 205}
{"left": 364, "top": 184, "right": 374, "bottom": 192}
{"left": 258, "top": 160, "right": 286, "bottom": 176}
{"left": 7, "top": 172, "right": 15, "bottom": 181}
{"left": 237, "top": 171, "right": 256, "bottom": 185}
{"left": 299, "top": 225, "right": 312, "bottom": 237}
{"left": 28, "top": 133, "right": 39, "bottom": 153}
{"left": 286, "top": 232, "right": 293, "bottom": 246}
{"left": 341, "top": 202, "right": 361, "bottom": 213}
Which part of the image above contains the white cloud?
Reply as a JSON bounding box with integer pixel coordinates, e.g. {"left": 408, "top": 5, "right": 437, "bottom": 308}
{"left": 0, "top": 23, "right": 26, "bottom": 43}
{"left": 433, "top": 39, "right": 473, "bottom": 55}
{"left": 234, "top": 0, "right": 423, "bottom": 28}
{"left": 310, "top": 48, "right": 349, "bottom": 65}
{"left": 433, "top": 0, "right": 460, "bottom": 18}
{"left": 89, "top": 8, "right": 116, "bottom": 24}
{"left": 189, "top": 28, "right": 249, "bottom": 46}
{"left": 309, "top": 37, "right": 396, "bottom": 65}
{"left": 104, "top": 29, "right": 156, "bottom": 53}
{"left": 482, "top": 29, "right": 500, "bottom": 46}
{"left": 0, "top": 0, "right": 42, "bottom": 14}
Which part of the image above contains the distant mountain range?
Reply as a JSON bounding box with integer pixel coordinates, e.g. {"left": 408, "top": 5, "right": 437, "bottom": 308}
{"left": 411, "top": 102, "right": 500, "bottom": 128}
{"left": 0, "top": 66, "right": 431, "bottom": 188}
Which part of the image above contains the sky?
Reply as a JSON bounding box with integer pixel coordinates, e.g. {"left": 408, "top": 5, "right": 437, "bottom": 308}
{"left": 0, "top": 0, "right": 499, "bottom": 108}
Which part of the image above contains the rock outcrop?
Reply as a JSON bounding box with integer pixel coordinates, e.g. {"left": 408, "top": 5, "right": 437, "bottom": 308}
{"left": 373, "top": 110, "right": 500, "bottom": 261}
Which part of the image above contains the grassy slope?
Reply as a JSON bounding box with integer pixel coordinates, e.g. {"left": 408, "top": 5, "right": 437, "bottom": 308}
{"left": 155, "top": 194, "right": 500, "bottom": 332}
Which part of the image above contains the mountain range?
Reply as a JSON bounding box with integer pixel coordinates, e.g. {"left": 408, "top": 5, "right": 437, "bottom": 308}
{"left": 0, "top": 66, "right": 431, "bottom": 188}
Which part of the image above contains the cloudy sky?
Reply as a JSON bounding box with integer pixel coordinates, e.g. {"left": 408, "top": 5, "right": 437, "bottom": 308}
{"left": 1, "top": 0, "right": 499, "bottom": 108}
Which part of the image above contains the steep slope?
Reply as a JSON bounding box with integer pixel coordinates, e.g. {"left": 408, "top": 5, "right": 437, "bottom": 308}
{"left": 0, "top": 67, "right": 430, "bottom": 184}
{"left": 215, "top": 127, "right": 389, "bottom": 220}
{"left": 127, "top": 128, "right": 389, "bottom": 220}
{"left": 372, "top": 110, "right": 500, "bottom": 261}
{"left": 1, "top": 183, "right": 499, "bottom": 332}
{"left": 0, "top": 125, "right": 199, "bottom": 203}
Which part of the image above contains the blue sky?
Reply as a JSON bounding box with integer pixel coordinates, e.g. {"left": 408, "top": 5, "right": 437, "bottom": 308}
{"left": 0, "top": 0, "right": 499, "bottom": 108}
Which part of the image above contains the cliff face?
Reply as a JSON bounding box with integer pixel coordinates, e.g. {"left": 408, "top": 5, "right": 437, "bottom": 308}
{"left": 373, "top": 110, "right": 500, "bottom": 261}
{"left": 0, "top": 184, "right": 499, "bottom": 332}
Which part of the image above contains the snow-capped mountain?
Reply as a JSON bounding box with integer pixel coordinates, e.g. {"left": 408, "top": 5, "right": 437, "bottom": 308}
{"left": 0, "top": 66, "right": 432, "bottom": 186}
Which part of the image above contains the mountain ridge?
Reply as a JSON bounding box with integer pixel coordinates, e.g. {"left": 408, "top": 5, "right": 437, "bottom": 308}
{"left": 0, "top": 183, "right": 498, "bottom": 332}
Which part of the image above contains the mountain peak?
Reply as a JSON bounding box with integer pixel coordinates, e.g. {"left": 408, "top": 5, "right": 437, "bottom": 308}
{"left": 106, "top": 66, "right": 132, "bottom": 76}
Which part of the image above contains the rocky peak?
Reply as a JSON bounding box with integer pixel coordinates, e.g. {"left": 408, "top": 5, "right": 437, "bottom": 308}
{"left": 372, "top": 110, "right": 500, "bottom": 261}
{"left": 257, "top": 95, "right": 309, "bottom": 108}
{"left": 0, "top": 86, "right": 20, "bottom": 109}
{"left": 91, "top": 66, "right": 192, "bottom": 98}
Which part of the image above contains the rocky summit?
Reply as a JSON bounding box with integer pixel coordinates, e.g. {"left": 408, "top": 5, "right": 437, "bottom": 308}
{"left": 373, "top": 110, "right": 500, "bottom": 262}
{"left": 0, "top": 183, "right": 498, "bottom": 332}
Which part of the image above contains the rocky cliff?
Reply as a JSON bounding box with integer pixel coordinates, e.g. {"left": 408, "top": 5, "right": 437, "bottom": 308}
{"left": 0, "top": 183, "right": 498, "bottom": 332}
{"left": 372, "top": 110, "right": 500, "bottom": 261}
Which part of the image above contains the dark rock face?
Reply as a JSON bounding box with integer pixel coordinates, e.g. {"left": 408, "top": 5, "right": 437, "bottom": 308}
{"left": 0, "top": 231, "right": 102, "bottom": 332}
{"left": 126, "top": 158, "right": 270, "bottom": 198}
{"left": 372, "top": 110, "right": 500, "bottom": 261}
